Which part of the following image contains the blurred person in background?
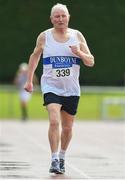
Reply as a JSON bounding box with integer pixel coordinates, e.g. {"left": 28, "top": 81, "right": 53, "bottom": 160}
{"left": 24, "top": 3, "right": 94, "bottom": 174}
{"left": 14, "top": 63, "right": 38, "bottom": 121}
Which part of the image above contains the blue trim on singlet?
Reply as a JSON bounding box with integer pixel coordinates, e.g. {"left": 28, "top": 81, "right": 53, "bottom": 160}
{"left": 42, "top": 56, "right": 80, "bottom": 67}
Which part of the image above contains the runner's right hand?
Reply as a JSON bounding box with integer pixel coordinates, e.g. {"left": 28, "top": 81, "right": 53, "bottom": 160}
{"left": 24, "top": 82, "right": 33, "bottom": 93}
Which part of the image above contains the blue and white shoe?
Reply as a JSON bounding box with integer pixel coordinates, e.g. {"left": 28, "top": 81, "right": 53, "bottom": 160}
{"left": 60, "top": 159, "right": 65, "bottom": 173}
{"left": 49, "top": 159, "right": 62, "bottom": 174}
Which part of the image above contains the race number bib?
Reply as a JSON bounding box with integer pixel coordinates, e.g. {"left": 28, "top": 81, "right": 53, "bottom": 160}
{"left": 52, "top": 67, "right": 73, "bottom": 78}
{"left": 43, "top": 56, "right": 80, "bottom": 78}
{"left": 51, "top": 56, "right": 74, "bottom": 78}
{"left": 43, "top": 56, "right": 80, "bottom": 79}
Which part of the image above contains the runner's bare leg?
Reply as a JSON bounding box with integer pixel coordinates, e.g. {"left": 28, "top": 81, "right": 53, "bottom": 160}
{"left": 60, "top": 111, "right": 74, "bottom": 151}
{"left": 47, "top": 103, "right": 62, "bottom": 153}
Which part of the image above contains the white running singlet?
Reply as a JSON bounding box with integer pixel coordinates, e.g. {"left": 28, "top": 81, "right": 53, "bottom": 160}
{"left": 41, "top": 28, "right": 81, "bottom": 96}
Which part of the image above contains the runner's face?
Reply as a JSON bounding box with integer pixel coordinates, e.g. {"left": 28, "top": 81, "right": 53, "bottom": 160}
{"left": 50, "top": 9, "right": 70, "bottom": 29}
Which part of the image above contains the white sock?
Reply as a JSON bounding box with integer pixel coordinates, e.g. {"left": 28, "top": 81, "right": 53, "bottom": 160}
{"left": 51, "top": 152, "right": 58, "bottom": 161}
{"left": 59, "top": 149, "right": 66, "bottom": 160}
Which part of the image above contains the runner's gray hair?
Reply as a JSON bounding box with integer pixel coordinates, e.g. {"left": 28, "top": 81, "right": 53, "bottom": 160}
{"left": 50, "top": 3, "right": 70, "bottom": 16}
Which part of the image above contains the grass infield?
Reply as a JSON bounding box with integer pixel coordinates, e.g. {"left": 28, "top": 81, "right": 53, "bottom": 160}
{"left": 0, "top": 91, "right": 124, "bottom": 120}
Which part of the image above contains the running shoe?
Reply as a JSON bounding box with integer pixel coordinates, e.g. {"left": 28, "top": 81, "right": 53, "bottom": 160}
{"left": 60, "top": 159, "right": 65, "bottom": 173}
{"left": 49, "top": 159, "right": 62, "bottom": 174}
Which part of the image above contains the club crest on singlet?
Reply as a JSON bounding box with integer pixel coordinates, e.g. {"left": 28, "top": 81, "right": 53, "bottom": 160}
{"left": 43, "top": 56, "right": 80, "bottom": 78}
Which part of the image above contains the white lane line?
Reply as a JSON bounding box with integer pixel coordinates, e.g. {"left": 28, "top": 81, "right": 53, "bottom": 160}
{"left": 18, "top": 127, "right": 93, "bottom": 180}
{"left": 66, "top": 162, "right": 93, "bottom": 180}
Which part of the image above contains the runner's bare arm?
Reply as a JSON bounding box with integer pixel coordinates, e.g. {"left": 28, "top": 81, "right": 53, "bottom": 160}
{"left": 24, "top": 32, "right": 45, "bottom": 92}
{"left": 70, "top": 31, "right": 94, "bottom": 67}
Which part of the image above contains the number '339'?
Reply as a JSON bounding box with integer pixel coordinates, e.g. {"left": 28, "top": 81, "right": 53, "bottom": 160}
{"left": 56, "top": 68, "right": 70, "bottom": 77}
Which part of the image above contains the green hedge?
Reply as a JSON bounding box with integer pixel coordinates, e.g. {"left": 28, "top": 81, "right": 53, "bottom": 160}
{"left": 0, "top": 0, "right": 125, "bottom": 85}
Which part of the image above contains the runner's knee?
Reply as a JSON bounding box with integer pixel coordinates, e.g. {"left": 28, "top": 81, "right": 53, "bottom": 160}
{"left": 62, "top": 126, "right": 72, "bottom": 134}
{"left": 50, "top": 119, "right": 59, "bottom": 129}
